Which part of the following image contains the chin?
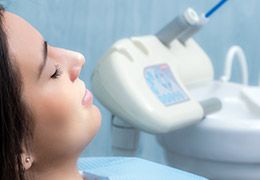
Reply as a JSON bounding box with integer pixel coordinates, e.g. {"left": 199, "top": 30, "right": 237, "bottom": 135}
{"left": 81, "top": 105, "right": 102, "bottom": 147}
{"left": 91, "top": 105, "right": 102, "bottom": 135}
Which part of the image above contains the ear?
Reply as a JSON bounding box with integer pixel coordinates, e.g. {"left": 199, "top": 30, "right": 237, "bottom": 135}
{"left": 21, "top": 152, "right": 34, "bottom": 170}
{"left": 21, "top": 152, "right": 33, "bottom": 170}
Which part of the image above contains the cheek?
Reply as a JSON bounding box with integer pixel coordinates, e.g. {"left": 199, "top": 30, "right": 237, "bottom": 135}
{"left": 47, "top": 91, "right": 75, "bottom": 118}
{"left": 25, "top": 82, "right": 101, "bottom": 158}
{"left": 30, "top": 88, "right": 82, "bottom": 152}
{"left": 37, "top": 91, "right": 75, "bottom": 125}
{"left": 29, "top": 85, "right": 81, "bottom": 142}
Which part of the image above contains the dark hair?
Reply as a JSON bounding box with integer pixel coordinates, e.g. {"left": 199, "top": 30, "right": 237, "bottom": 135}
{"left": 0, "top": 5, "right": 33, "bottom": 180}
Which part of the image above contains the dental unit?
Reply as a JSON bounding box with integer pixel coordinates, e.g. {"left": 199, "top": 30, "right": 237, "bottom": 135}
{"left": 91, "top": 2, "right": 225, "bottom": 133}
{"left": 91, "top": 0, "right": 260, "bottom": 179}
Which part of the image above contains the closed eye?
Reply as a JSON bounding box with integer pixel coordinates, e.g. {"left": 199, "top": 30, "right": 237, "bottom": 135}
{"left": 51, "top": 65, "right": 63, "bottom": 79}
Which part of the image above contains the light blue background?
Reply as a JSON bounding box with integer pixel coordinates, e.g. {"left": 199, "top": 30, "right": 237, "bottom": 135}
{"left": 4, "top": 0, "right": 260, "bottom": 164}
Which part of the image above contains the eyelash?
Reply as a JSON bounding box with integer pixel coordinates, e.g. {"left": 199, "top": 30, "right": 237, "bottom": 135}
{"left": 51, "top": 65, "right": 63, "bottom": 79}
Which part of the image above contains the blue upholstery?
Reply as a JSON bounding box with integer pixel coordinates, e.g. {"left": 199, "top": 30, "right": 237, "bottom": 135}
{"left": 77, "top": 157, "right": 207, "bottom": 180}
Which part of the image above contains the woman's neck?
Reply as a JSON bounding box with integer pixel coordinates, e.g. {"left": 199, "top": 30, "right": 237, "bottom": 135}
{"left": 27, "top": 157, "right": 84, "bottom": 180}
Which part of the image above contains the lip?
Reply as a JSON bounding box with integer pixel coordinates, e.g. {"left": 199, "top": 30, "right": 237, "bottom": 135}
{"left": 82, "top": 88, "right": 93, "bottom": 107}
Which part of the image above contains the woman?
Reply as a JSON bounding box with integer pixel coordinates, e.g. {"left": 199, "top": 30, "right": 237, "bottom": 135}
{"left": 0, "top": 5, "right": 101, "bottom": 180}
{"left": 0, "top": 4, "right": 207, "bottom": 180}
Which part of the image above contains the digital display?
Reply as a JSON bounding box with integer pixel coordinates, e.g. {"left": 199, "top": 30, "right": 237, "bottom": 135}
{"left": 144, "top": 64, "right": 189, "bottom": 106}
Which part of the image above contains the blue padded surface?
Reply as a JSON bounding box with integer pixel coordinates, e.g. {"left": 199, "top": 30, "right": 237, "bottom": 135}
{"left": 77, "top": 157, "right": 207, "bottom": 180}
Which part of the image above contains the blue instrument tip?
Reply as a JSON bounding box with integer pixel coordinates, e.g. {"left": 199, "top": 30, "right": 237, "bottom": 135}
{"left": 205, "top": 0, "right": 229, "bottom": 18}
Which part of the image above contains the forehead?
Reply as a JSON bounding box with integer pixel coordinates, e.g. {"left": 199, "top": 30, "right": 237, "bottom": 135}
{"left": 4, "top": 12, "right": 43, "bottom": 54}
{"left": 3, "top": 12, "right": 43, "bottom": 82}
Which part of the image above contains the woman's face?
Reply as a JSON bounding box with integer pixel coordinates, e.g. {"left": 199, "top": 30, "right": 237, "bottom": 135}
{"left": 4, "top": 12, "right": 101, "bottom": 162}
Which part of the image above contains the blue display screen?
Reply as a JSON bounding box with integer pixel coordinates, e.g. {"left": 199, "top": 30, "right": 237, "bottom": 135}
{"left": 144, "top": 64, "right": 189, "bottom": 106}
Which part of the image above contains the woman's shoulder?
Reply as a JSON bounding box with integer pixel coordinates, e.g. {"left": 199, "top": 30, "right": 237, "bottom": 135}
{"left": 77, "top": 157, "right": 207, "bottom": 180}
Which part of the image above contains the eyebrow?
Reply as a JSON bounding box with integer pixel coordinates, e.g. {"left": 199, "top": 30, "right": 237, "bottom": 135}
{"left": 38, "top": 41, "right": 48, "bottom": 79}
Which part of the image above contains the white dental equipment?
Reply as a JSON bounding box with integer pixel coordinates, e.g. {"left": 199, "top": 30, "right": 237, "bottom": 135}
{"left": 88, "top": 1, "right": 260, "bottom": 179}
{"left": 221, "top": 45, "right": 249, "bottom": 85}
{"left": 91, "top": 1, "right": 228, "bottom": 134}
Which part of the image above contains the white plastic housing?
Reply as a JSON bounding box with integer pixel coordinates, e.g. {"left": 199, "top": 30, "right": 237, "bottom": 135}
{"left": 91, "top": 36, "right": 213, "bottom": 133}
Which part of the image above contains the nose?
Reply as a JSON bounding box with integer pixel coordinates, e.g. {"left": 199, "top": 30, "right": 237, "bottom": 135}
{"left": 69, "top": 52, "right": 85, "bottom": 82}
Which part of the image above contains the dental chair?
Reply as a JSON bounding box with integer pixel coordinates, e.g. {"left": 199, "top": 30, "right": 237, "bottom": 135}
{"left": 77, "top": 157, "right": 206, "bottom": 180}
